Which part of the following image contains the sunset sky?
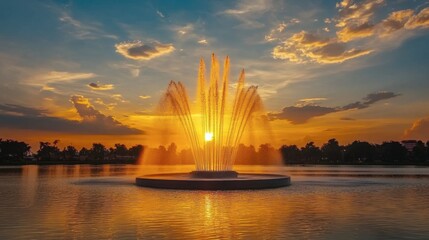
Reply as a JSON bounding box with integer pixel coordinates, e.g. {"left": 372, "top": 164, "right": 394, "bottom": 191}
{"left": 1, "top": 0, "right": 429, "bottom": 150}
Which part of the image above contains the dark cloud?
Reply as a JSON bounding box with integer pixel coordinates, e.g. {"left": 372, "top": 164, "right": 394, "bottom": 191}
{"left": 269, "top": 105, "right": 337, "bottom": 124}
{"left": 269, "top": 91, "right": 400, "bottom": 124}
{"left": 88, "top": 82, "right": 114, "bottom": 90}
{"left": 0, "top": 104, "right": 47, "bottom": 116}
{"left": 0, "top": 99, "right": 142, "bottom": 135}
{"left": 342, "top": 91, "right": 400, "bottom": 110}
{"left": 340, "top": 117, "right": 356, "bottom": 121}
{"left": 115, "top": 41, "right": 175, "bottom": 60}
{"left": 363, "top": 91, "right": 400, "bottom": 104}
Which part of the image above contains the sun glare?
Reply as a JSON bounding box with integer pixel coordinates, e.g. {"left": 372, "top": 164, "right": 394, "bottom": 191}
{"left": 205, "top": 132, "right": 213, "bottom": 142}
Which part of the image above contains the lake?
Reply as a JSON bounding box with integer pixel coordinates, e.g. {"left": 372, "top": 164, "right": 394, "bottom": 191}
{"left": 0, "top": 165, "right": 428, "bottom": 239}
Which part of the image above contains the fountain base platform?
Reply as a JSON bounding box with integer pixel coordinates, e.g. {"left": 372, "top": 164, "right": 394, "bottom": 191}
{"left": 136, "top": 172, "right": 291, "bottom": 190}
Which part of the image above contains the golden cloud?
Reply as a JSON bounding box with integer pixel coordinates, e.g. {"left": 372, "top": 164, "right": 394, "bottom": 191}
{"left": 379, "top": 9, "right": 414, "bottom": 36}
{"left": 405, "top": 7, "right": 429, "bottom": 30}
{"left": 337, "top": 22, "right": 375, "bottom": 42}
{"left": 404, "top": 117, "right": 429, "bottom": 140}
{"left": 139, "top": 95, "right": 151, "bottom": 100}
{"left": 272, "top": 1, "right": 429, "bottom": 64}
{"left": 115, "top": 41, "right": 175, "bottom": 60}
{"left": 335, "top": 0, "right": 385, "bottom": 28}
{"left": 272, "top": 31, "right": 372, "bottom": 64}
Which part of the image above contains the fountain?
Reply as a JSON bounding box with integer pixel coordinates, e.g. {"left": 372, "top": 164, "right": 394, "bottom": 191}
{"left": 136, "top": 54, "right": 290, "bottom": 190}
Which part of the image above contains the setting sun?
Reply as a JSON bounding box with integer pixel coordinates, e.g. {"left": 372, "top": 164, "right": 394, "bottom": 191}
{"left": 204, "top": 132, "right": 213, "bottom": 142}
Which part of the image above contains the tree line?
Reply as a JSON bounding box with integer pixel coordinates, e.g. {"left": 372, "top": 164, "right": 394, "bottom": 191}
{"left": 281, "top": 139, "right": 429, "bottom": 165}
{"left": 0, "top": 139, "right": 143, "bottom": 165}
{"left": 1, "top": 138, "right": 428, "bottom": 165}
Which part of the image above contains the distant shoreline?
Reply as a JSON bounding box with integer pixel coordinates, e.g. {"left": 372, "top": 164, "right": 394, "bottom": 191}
{"left": 0, "top": 160, "right": 137, "bottom": 166}
{"left": 0, "top": 162, "right": 428, "bottom": 167}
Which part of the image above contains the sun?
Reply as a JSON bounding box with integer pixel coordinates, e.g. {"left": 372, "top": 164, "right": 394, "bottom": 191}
{"left": 205, "top": 132, "right": 213, "bottom": 142}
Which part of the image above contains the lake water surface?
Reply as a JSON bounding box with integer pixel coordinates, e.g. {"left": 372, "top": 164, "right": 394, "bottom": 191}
{"left": 0, "top": 165, "right": 428, "bottom": 239}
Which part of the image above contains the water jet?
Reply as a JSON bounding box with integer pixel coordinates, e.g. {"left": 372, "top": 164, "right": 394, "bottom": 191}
{"left": 136, "top": 54, "right": 290, "bottom": 190}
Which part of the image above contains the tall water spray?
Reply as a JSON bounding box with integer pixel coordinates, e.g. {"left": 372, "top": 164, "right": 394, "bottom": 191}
{"left": 162, "top": 54, "right": 263, "bottom": 172}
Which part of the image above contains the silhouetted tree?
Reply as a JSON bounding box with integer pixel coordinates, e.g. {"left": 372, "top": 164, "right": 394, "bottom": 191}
{"left": 0, "top": 139, "right": 31, "bottom": 163}
{"left": 177, "top": 148, "right": 193, "bottom": 164}
{"left": 37, "top": 141, "right": 60, "bottom": 161}
{"left": 129, "top": 144, "right": 144, "bottom": 158}
{"left": 344, "top": 141, "right": 376, "bottom": 164}
{"left": 63, "top": 145, "right": 78, "bottom": 161}
{"left": 426, "top": 141, "right": 429, "bottom": 161}
{"left": 412, "top": 141, "right": 426, "bottom": 163}
{"left": 301, "top": 142, "right": 321, "bottom": 163}
{"left": 321, "top": 139, "right": 342, "bottom": 163}
{"left": 280, "top": 145, "right": 301, "bottom": 163}
{"left": 257, "top": 144, "right": 279, "bottom": 164}
{"left": 90, "top": 143, "right": 106, "bottom": 161}
{"left": 79, "top": 147, "right": 91, "bottom": 160}
{"left": 166, "top": 143, "right": 177, "bottom": 164}
{"left": 378, "top": 141, "right": 407, "bottom": 164}
{"left": 113, "top": 144, "right": 128, "bottom": 157}
{"left": 236, "top": 144, "right": 257, "bottom": 164}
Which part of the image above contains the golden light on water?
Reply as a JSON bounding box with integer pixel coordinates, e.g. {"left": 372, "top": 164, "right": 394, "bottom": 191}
{"left": 204, "top": 132, "right": 213, "bottom": 142}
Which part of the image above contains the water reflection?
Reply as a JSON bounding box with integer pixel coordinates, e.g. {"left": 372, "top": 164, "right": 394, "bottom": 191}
{"left": 0, "top": 165, "right": 428, "bottom": 239}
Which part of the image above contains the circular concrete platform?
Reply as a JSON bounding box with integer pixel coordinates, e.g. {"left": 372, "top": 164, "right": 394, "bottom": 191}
{"left": 136, "top": 173, "right": 291, "bottom": 190}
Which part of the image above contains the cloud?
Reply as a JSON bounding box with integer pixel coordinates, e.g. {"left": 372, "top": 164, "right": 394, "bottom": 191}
{"left": 93, "top": 98, "right": 117, "bottom": 110}
{"left": 379, "top": 9, "right": 414, "bottom": 37}
{"left": 34, "top": 71, "right": 96, "bottom": 84}
{"left": 372, "top": 7, "right": 429, "bottom": 38}
{"left": 139, "top": 95, "right": 151, "bottom": 100}
{"left": 335, "top": 0, "right": 385, "bottom": 28}
{"left": 58, "top": 11, "right": 117, "bottom": 40}
{"left": 273, "top": 1, "right": 380, "bottom": 64}
{"left": 115, "top": 41, "right": 175, "bottom": 60}
{"left": 172, "top": 23, "right": 213, "bottom": 46}
{"left": 174, "top": 24, "right": 194, "bottom": 36}
{"left": 340, "top": 117, "right": 355, "bottom": 121}
{"left": 23, "top": 71, "right": 97, "bottom": 91}
{"left": 156, "top": 10, "right": 165, "bottom": 18}
{"left": 342, "top": 91, "right": 400, "bottom": 110}
{"left": 363, "top": 91, "right": 400, "bottom": 104}
{"left": 109, "top": 63, "right": 141, "bottom": 77}
{"left": 404, "top": 117, "right": 429, "bottom": 140}
{"left": 111, "top": 94, "right": 128, "bottom": 103}
{"left": 335, "top": 3, "right": 429, "bottom": 38}
{"left": 269, "top": 105, "right": 337, "bottom": 124}
{"left": 335, "top": 3, "right": 429, "bottom": 40}
{"left": 405, "top": 7, "right": 429, "bottom": 30}
{"left": 198, "top": 39, "right": 208, "bottom": 45}
{"left": 296, "top": 98, "right": 327, "bottom": 107}
{"left": 88, "top": 82, "right": 114, "bottom": 90}
{"left": 271, "top": 0, "right": 429, "bottom": 64}
{"left": 222, "top": 0, "right": 272, "bottom": 28}
{"left": 269, "top": 91, "right": 400, "bottom": 124}
{"left": 272, "top": 31, "right": 373, "bottom": 63}
{"left": 265, "top": 22, "right": 287, "bottom": 42}
{"left": 0, "top": 100, "right": 142, "bottom": 135}
{"left": 337, "top": 22, "right": 376, "bottom": 42}
{"left": 0, "top": 104, "right": 48, "bottom": 117}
